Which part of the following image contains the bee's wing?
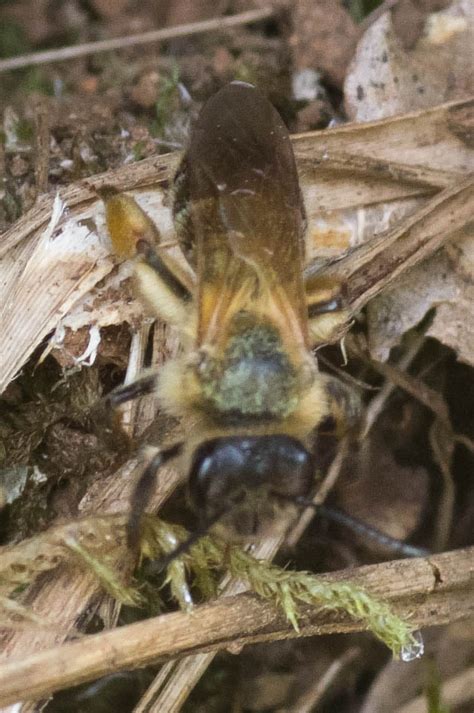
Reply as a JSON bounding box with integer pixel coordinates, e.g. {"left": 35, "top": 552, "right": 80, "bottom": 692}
{"left": 185, "top": 82, "right": 309, "bottom": 354}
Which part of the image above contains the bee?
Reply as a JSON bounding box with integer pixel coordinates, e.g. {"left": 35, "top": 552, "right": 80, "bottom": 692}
{"left": 102, "top": 81, "right": 361, "bottom": 551}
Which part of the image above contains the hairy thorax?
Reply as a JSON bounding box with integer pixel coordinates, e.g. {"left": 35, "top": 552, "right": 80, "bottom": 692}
{"left": 197, "top": 313, "right": 306, "bottom": 425}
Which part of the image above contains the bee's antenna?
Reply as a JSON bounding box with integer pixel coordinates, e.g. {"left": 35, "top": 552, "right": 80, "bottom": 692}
{"left": 275, "top": 494, "right": 430, "bottom": 559}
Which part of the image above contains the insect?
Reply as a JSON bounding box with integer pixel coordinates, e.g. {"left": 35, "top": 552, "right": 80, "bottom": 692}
{"left": 102, "top": 82, "right": 413, "bottom": 557}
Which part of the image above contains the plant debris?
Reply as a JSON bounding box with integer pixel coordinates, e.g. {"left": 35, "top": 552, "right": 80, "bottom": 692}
{"left": 0, "top": 1, "right": 473, "bottom": 711}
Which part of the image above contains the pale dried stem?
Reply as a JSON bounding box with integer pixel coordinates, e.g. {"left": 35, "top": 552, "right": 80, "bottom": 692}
{"left": 286, "top": 438, "right": 349, "bottom": 548}
{"left": 141, "top": 654, "right": 220, "bottom": 713}
{"left": 120, "top": 323, "right": 152, "bottom": 437}
{"left": 297, "top": 149, "right": 458, "bottom": 189}
{"left": 0, "top": 8, "right": 275, "bottom": 73}
{"left": 362, "top": 333, "right": 426, "bottom": 437}
{"left": 95, "top": 322, "right": 152, "bottom": 636}
{"left": 132, "top": 659, "right": 181, "bottom": 713}
{"left": 0, "top": 547, "right": 471, "bottom": 708}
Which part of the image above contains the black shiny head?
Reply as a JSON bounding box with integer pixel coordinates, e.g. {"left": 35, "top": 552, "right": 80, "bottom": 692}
{"left": 189, "top": 435, "right": 314, "bottom": 534}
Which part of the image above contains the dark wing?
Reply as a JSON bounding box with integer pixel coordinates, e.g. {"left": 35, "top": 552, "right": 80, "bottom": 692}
{"left": 184, "top": 82, "right": 309, "bottom": 355}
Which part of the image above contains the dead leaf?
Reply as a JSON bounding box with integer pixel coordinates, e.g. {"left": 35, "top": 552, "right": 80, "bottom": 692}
{"left": 343, "top": 2, "right": 474, "bottom": 364}
{"left": 427, "top": 286, "right": 474, "bottom": 365}
{"left": 345, "top": 2, "right": 473, "bottom": 121}
{"left": 428, "top": 231, "right": 474, "bottom": 363}
{"left": 366, "top": 251, "right": 460, "bottom": 362}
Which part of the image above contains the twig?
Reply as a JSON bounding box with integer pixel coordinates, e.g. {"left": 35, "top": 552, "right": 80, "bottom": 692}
{"left": 429, "top": 420, "right": 455, "bottom": 552}
{"left": 363, "top": 332, "right": 426, "bottom": 437}
{"left": 0, "top": 547, "right": 471, "bottom": 708}
{"left": 329, "top": 175, "right": 474, "bottom": 324}
{"left": 0, "top": 8, "right": 275, "bottom": 74}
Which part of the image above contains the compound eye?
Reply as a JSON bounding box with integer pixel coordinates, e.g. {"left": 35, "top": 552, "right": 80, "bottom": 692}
{"left": 188, "top": 439, "right": 245, "bottom": 512}
{"left": 269, "top": 438, "right": 315, "bottom": 499}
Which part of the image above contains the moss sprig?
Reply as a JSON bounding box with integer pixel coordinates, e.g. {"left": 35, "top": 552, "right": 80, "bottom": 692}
{"left": 140, "top": 517, "right": 420, "bottom": 658}
{"left": 225, "top": 548, "right": 420, "bottom": 659}
{"left": 0, "top": 513, "right": 422, "bottom": 658}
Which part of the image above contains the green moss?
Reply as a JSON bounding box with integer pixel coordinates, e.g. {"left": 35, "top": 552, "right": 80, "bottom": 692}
{"left": 141, "top": 519, "right": 421, "bottom": 659}
{"left": 65, "top": 537, "right": 143, "bottom": 607}
{"left": 0, "top": 512, "right": 421, "bottom": 659}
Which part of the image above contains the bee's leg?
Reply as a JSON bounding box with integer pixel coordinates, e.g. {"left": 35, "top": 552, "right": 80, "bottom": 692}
{"left": 288, "top": 496, "right": 429, "bottom": 558}
{"left": 136, "top": 240, "right": 192, "bottom": 302}
{"left": 106, "top": 373, "right": 158, "bottom": 408}
{"left": 128, "top": 442, "right": 183, "bottom": 549}
{"left": 316, "top": 504, "right": 430, "bottom": 557}
{"left": 133, "top": 239, "right": 193, "bottom": 331}
{"left": 305, "top": 273, "right": 350, "bottom": 346}
{"left": 101, "top": 188, "right": 195, "bottom": 330}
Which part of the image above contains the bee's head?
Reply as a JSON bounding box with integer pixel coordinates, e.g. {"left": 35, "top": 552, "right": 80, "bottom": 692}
{"left": 188, "top": 434, "right": 314, "bottom": 537}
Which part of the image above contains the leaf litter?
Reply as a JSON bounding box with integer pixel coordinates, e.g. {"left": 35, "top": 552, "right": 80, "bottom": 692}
{"left": 0, "top": 1, "right": 473, "bottom": 711}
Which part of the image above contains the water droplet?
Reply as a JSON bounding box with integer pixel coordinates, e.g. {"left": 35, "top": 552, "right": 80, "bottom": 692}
{"left": 401, "top": 630, "right": 424, "bottom": 662}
